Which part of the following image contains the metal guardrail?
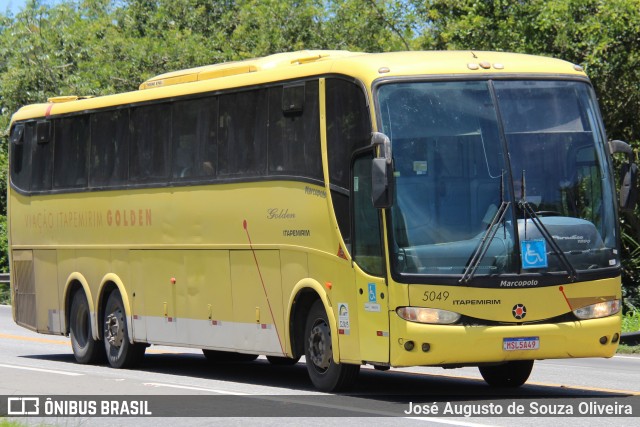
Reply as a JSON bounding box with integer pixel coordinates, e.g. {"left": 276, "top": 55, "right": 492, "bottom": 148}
{"left": 0, "top": 273, "right": 9, "bottom": 284}
{"left": 620, "top": 332, "right": 640, "bottom": 346}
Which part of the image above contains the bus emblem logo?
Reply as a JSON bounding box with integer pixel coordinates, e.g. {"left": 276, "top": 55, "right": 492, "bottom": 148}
{"left": 512, "top": 304, "right": 527, "bottom": 320}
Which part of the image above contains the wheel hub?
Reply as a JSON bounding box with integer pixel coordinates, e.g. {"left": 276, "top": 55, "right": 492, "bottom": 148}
{"left": 105, "top": 311, "right": 124, "bottom": 347}
{"left": 308, "top": 321, "right": 332, "bottom": 371}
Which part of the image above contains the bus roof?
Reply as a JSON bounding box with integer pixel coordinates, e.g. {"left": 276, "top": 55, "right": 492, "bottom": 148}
{"left": 11, "top": 50, "right": 586, "bottom": 122}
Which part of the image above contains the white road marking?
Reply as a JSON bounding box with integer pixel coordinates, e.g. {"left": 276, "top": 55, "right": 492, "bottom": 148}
{"left": 0, "top": 363, "right": 83, "bottom": 376}
{"left": 143, "top": 382, "right": 249, "bottom": 395}
{"left": 404, "top": 417, "right": 499, "bottom": 427}
{"left": 613, "top": 354, "right": 640, "bottom": 360}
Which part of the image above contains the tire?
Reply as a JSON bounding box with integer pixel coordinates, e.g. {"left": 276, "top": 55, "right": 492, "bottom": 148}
{"left": 103, "top": 291, "right": 145, "bottom": 369}
{"left": 69, "top": 291, "right": 106, "bottom": 364}
{"left": 479, "top": 360, "right": 534, "bottom": 387}
{"left": 304, "top": 300, "right": 359, "bottom": 392}
{"left": 202, "top": 349, "right": 258, "bottom": 362}
{"left": 266, "top": 355, "right": 301, "bottom": 366}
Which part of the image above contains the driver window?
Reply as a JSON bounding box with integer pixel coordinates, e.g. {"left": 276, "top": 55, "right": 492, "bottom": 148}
{"left": 352, "top": 153, "right": 384, "bottom": 276}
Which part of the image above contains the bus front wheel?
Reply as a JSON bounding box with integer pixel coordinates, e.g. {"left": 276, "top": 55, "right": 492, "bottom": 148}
{"left": 304, "top": 300, "right": 359, "bottom": 392}
{"left": 103, "top": 291, "right": 145, "bottom": 369}
{"left": 69, "top": 291, "right": 105, "bottom": 364}
{"left": 478, "top": 360, "right": 534, "bottom": 387}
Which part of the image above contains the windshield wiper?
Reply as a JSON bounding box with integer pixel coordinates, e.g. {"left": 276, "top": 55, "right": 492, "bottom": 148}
{"left": 518, "top": 171, "right": 578, "bottom": 282}
{"left": 460, "top": 172, "right": 510, "bottom": 284}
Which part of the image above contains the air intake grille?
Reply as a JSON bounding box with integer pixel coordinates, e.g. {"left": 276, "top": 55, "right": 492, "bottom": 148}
{"left": 12, "top": 250, "right": 36, "bottom": 330}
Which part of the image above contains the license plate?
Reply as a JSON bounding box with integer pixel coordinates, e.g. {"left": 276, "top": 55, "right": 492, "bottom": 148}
{"left": 503, "top": 336, "right": 540, "bottom": 351}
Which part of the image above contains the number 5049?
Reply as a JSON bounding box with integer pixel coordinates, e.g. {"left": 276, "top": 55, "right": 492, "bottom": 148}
{"left": 422, "top": 291, "right": 449, "bottom": 302}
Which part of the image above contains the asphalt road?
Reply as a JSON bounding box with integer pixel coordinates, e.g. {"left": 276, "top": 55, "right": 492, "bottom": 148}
{"left": 0, "top": 304, "right": 638, "bottom": 427}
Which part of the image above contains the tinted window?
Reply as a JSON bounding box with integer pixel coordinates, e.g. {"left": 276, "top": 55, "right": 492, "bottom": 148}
{"left": 31, "top": 121, "right": 53, "bottom": 191}
{"left": 10, "top": 123, "right": 31, "bottom": 191}
{"left": 90, "top": 110, "right": 129, "bottom": 187}
{"left": 353, "top": 153, "right": 384, "bottom": 276}
{"left": 171, "top": 97, "right": 217, "bottom": 180}
{"left": 326, "top": 78, "right": 371, "bottom": 242}
{"left": 326, "top": 79, "right": 371, "bottom": 189}
{"left": 218, "top": 90, "right": 268, "bottom": 177}
{"left": 130, "top": 104, "right": 171, "bottom": 182}
{"left": 54, "top": 116, "right": 89, "bottom": 189}
{"left": 14, "top": 81, "right": 327, "bottom": 194}
{"left": 268, "top": 82, "right": 322, "bottom": 180}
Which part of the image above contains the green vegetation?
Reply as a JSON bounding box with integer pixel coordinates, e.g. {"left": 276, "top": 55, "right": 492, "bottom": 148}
{"left": 0, "top": 419, "right": 24, "bottom": 427}
{"left": 619, "top": 311, "right": 640, "bottom": 354}
{"left": 0, "top": 0, "right": 639, "bottom": 309}
{"left": 617, "top": 344, "right": 640, "bottom": 355}
{"left": 0, "top": 283, "right": 9, "bottom": 305}
{"left": 622, "top": 311, "right": 640, "bottom": 333}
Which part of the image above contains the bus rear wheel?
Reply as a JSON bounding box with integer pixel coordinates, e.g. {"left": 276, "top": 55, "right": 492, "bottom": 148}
{"left": 304, "top": 300, "right": 359, "bottom": 392}
{"left": 69, "top": 291, "right": 105, "bottom": 364}
{"left": 103, "top": 291, "right": 145, "bottom": 369}
{"left": 479, "top": 360, "right": 534, "bottom": 387}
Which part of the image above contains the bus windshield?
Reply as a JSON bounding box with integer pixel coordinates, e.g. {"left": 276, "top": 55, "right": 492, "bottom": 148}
{"left": 378, "top": 80, "right": 617, "bottom": 281}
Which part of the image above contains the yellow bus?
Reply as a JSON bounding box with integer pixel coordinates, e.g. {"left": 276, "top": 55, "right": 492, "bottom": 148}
{"left": 8, "top": 50, "right": 636, "bottom": 392}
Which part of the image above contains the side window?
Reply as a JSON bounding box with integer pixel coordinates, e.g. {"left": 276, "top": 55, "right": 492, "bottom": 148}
{"left": 10, "top": 123, "right": 31, "bottom": 191}
{"left": 218, "top": 90, "right": 268, "bottom": 177}
{"left": 268, "top": 81, "right": 322, "bottom": 180}
{"left": 352, "top": 153, "right": 384, "bottom": 276}
{"left": 326, "top": 78, "right": 371, "bottom": 243}
{"left": 570, "top": 146, "right": 602, "bottom": 223}
{"left": 31, "top": 121, "right": 53, "bottom": 191}
{"left": 90, "top": 110, "right": 129, "bottom": 187}
{"left": 130, "top": 104, "right": 171, "bottom": 182}
{"left": 172, "top": 97, "right": 218, "bottom": 180}
{"left": 326, "top": 79, "right": 371, "bottom": 189}
{"left": 54, "top": 116, "right": 89, "bottom": 189}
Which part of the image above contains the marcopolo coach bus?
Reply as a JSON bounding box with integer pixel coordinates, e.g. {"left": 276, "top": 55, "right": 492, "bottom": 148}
{"left": 8, "top": 50, "right": 636, "bottom": 391}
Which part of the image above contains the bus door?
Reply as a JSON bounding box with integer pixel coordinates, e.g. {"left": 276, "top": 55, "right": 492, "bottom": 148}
{"left": 352, "top": 153, "right": 390, "bottom": 364}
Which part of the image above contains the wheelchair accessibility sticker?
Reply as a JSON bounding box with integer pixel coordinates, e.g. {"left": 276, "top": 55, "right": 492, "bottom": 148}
{"left": 521, "top": 239, "right": 548, "bottom": 269}
{"left": 368, "top": 283, "right": 377, "bottom": 303}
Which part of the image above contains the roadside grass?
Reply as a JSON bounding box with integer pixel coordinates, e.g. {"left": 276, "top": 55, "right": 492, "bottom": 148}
{"left": 0, "top": 419, "right": 24, "bottom": 427}
{"left": 619, "top": 311, "right": 640, "bottom": 354}
{"left": 0, "top": 283, "right": 9, "bottom": 305}
{"left": 622, "top": 310, "right": 640, "bottom": 333}
{"left": 617, "top": 344, "right": 640, "bottom": 354}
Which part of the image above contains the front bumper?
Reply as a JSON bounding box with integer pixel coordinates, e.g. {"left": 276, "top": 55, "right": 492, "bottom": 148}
{"left": 390, "top": 312, "right": 621, "bottom": 367}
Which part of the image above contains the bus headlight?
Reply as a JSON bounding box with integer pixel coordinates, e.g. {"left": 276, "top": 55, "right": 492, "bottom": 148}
{"left": 573, "top": 299, "right": 620, "bottom": 320}
{"left": 396, "top": 307, "right": 461, "bottom": 325}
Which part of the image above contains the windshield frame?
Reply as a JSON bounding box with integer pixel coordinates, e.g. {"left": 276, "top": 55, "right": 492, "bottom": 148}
{"left": 372, "top": 75, "right": 621, "bottom": 287}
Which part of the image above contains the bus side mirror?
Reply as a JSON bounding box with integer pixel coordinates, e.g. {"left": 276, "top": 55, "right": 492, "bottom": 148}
{"left": 372, "top": 158, "right": 393, "bottom": 208}
{"left": 371, "top": 132, "right": 393, "bottom": 209}
{"left": 620, "top": 162, "right": 638, "bottom": 211}
{"left": 609, "top": 140, "right": 638, "bottom": 211}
